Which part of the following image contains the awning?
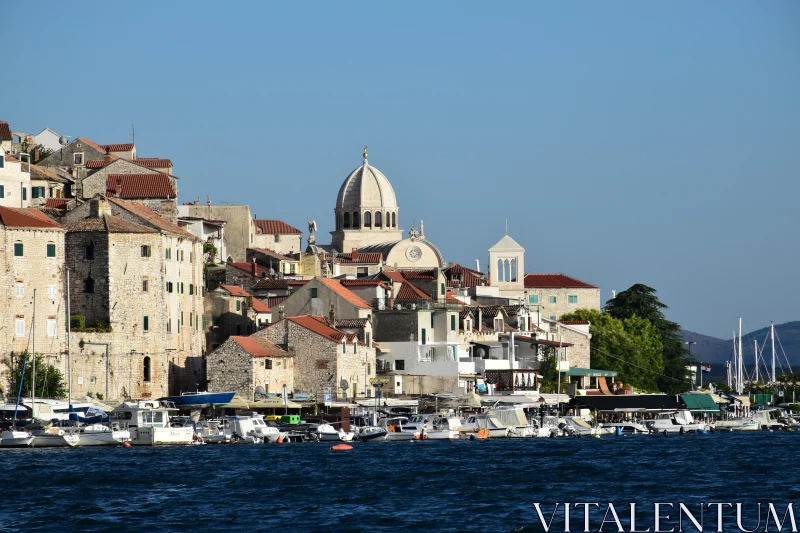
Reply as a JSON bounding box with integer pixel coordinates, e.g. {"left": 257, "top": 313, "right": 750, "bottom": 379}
{"left": 221, "top": 395, "right": 249, "bottom": 409}
{"left": 680, "top": 394, "right": 720, "bottom": 413}
{"left": 564, "top": 367, "right": 619, "bottom": 378}
{"left": 250, "top": 398, "right": 303, "bottom": 409}
{"left": 571, "top": 394, "right": 683, "bottom": 412}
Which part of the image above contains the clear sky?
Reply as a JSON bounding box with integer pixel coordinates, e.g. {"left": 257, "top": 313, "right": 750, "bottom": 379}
{"left": 3, "top": 2, "right": 798, "bottom": 338}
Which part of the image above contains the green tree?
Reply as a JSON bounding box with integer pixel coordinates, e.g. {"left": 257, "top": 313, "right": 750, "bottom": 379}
{"left": 605, "top": 284, "right": 694, "bottom": 395}
{"left": 4, "top": 352, "right": 66, "bottom": 399}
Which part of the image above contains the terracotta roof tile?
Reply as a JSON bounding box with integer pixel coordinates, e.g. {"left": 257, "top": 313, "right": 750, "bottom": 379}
{"left": 396, "top": 281, "right": 429, "bottom": 301}
{"left": 227, "top": 261, "right": 271, "bottom": 277}
{"left": 253, "top": 279, "right": 289, "bottom": 290}
{"left": 103, "top": 143, "right": 134, "bottom": 152}
{"left": 316, "top": 278, "right": 372, "bottom": 309}
{"left": 106, "top": 174, "right": 176, "bottom": 199}
{"left": 334, "top": 318, "right": 369, "bottom": 329}
{"left": 253, "top": 219, "right": 302, "bottom": 235}
{"left": 249, "top": 247, "right": 294, "bottom": 262}
{"left": 217, "top": 285, "right": 250, "bottom": 297}
{"left": 4, "top": 153, "right": 20, "bottom": 162}
{"left": 30, "top": 165, "right": 70, "bottom": 183}
{"left": 0, "top": 121, "right": 11, "bottom": 142}
{"left": 267, "top": 295, "right": 289, "bottom": 307}
{"left": 335, "top": 252, "right": 383, "bottom": 264}
{"left": 285, "top": 315, "right": 365, "bottom": 345}
{"left": 0, "top": 206, "right": 63, "bottom": 229}
{"left": 445, "top": 263, "right": 483, "bottom": 276}
{"left": 251, "top": 299, "right": 271, "bottom": 313}
{"left": 340, "top": 279, "right": 389, "bottom": 289}
{"left": 401, "top": 269, "right": 436, "bottom": 280}
{"left": 231, "top": 336, "right": 289, "bottom": 357}
{"left": 288, "top": 279, "right": 308, "bottom": 286}
{"left": 523, "top": 273, "right": 597, "bottom": 289}
{"left": 106, "top": 197, "right": 196, "bottom": 239}
{"left": 76, "top": 137, "right": 106, "bottom": 152}
{"left": 44, "top": 198, "right": 69, "bottom": 210}
{"left": 559, "top": 320, "right": 590, "bottom": 325}
{"left": 445, "top": 263, "right": 487, "bottom": 287}
{"left": 134, "top": 158, "right": 173, "bottom": 168}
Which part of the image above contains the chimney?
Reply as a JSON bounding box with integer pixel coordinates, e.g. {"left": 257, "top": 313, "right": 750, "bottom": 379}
{"left": 352, "top": 248, "right": 359, "bottom": 262}
{"left": 103, "top": 147, "right": 113, "bottom": 165}
{"left": 329, "top": 304, "right": 336, "bottom": 327}
{"left": 206, "top": 195, "right": 211, "bottom": 206}
{"left": 90, "top": 198, "right": 111, "bottom": 219}
{"left": 251, "top": 257, "right": 257, "bottom": 275}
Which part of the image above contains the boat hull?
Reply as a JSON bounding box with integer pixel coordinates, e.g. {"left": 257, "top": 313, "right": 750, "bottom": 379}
{"left": 31, "top": 433, "right": 79, "bottom": 447}
{"left": 130, "top": 426, "right": 194, "bottom": 446}
{"left": 0, "top": 430, "right": 34, "bottom": 448}
{"left": 77, "top": 429, "right": 131, "bottom": 446}
{"left": 158, "top": 391, "right": 236, "bottom": 408}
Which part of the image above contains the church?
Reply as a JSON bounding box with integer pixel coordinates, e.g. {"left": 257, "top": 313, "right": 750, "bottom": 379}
{"left": 307, "top": 147, "right": 445, "bottom": 271}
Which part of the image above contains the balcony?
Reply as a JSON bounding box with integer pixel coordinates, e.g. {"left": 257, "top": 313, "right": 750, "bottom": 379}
{"left": 371, "top": 298, "right": 462, "bottom": 312}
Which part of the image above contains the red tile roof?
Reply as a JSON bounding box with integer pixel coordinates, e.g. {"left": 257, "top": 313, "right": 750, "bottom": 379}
{"left": 559, "top": 320, "right": 590, "bottom": 326}
{"left": 254, "top": 219, "right": 301, "bottom": 235}
{"left": 251, "top": 299, "right": 271, "bottom": 313}
{"left": 30, "top": 165, "right": 70, "bottom": 183}
{"left": 4, "top": 153, "right": 20, "bottom": 162}
{"left": 86, "top": 157, "right": 119, "bottom": 169}
{"left": 382, "top": 270, "right": 406, "bottom": 284}
{"left": 316, "top": 278, "right": 372, "bottom": 309}
{"left": 103, "top": 143, "right": 134, "bottom": 152}
{"left": 249, "top": 247, "right": 295, "bottom": 262}
{"left": 44, "top": 198, "right": 69, "bottom": 210}
{"left": 106, "top": 197, "right": 195, "bottom": 239}
{"left": 523, "top": 273, "right": 598, "bottom": 289}
{"left": 396, "top": 281, "right": 430, "bottom": 301}
{"left": 286, "top": 315, "right": 364, "bottom": 345}
{"left": 76, "top": 137, "right": 106, "bottom": 152}
{"left": 106, "top": 174, "right": 176, "bottom": 199}
{"left": 253, "top": 279, "right": 289, "bottom": 290}
{"left": 401, "top": 269, "right": 436, "bottom": 280}
{"left": 444, "top": 263, "right": 488, "bottom": 287}
{"left": 267, "top": 295, "right": 289, "bottom": 307}
{"left": 335, "top": 252, "right": 383, "bottom": 264}
{"left": 340, "top": 279, "right": 389, "bottom": 289}
{"left": 217, "top": 285, "right": 250, "bottom": 297}
{"left": 134, "top": 158, "right": 173, "bottom": 168}
{"left": 288, "top": 279, "right": 308, "bottom": 286}
{"left": 227, "top": 261, "right": 271, "bottom": 277}
{"left": 0, "top": 121, "right": 11, "bottom": 141}
{"left": 0, "top": 206, "right": 63, "bottom": 229}
{"left": 445, "top": 263, "right": 483, "bottom": 276}
{"left": 231, "top": 336, "right": 289, "bottom": 357}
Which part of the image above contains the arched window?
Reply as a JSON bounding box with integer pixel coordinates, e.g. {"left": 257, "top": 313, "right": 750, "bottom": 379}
{"left": 336, "top": 213, "right": 341, "bottom": 231}
{"left": 84, "top": 277, "right": 95, "bottom": 294}
{"left": 511, "top": 258, "right": 517, "bottom": 282}
{"left": 391, "top": 212, "right": 396, "bottom": 228}
{"left": 497, "top": 259, "right": 504, "bottom": 282}
{"left": 353, "top": 211, "right": 360, "bottom": 229}
{"left": 504, "top": 259, "right": 511, "bottom": 282}
{"left": 375, "top": 211, "right": 382, "bottom": 228}
{"left": 364, "top": 211, "right": 371, "bottom": 228}
{"left": 343, "top": 212, "right": 350, "bottom": 229}
{"left": 143, "top": 356, "right": 151, "bottom": 382}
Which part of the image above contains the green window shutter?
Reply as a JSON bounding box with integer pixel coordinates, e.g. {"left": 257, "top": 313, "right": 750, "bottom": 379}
{"left": 143, "top": 316, "right": 149, "bottom": 331}
{"left": 236, "top": 300, "right": 241, "bottom": 311}
{"left": 14, "top": 242, "right": 23, "bottom": 256}
{"left": 450, "top": 315, "right": 456, "bottom": 331}
{"left": 47, "top": 244, "right": 56, "bottom": 257}
{"left": 22, "top": 188, "right": 27, "bottom": 201}
{"left": 422, "top": 328, "right": 426, "bottom": 345}
{"left": 441, "top": 283, "right": 445, "bottom": 296}
{"left": 568, "top": 295, "right": 578, "bottom": 304}
{"left": 431, "top": 313, "right": 434, "bottom": 328}
{"left": 311, "top": 288, "right": 318, "bottom": 298}
{"left": 529, "top": 294, "right": 539, "bottom": 305}
{"left": 549, "top": 296, "right": 557, "bottom": 304}
{"left": 0, "top": 185, "right": 4, "bottom": 198}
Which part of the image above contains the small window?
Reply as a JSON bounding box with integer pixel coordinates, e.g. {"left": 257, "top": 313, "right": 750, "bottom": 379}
{"left": 15, "top": 318, "right": 25, "bottom": 337}
{"left": 311, "top": 288, "right": 318, "bottom": 299}
{"left": 166, "top": 282, "right": 173, "bottom": 293}
{"left": 15, "top": 283, "right": 24, "bottom": 298}
{"left": 0, "top": 156, "right": 3, "bottom": 169}
{"left": 366, "top": 333, "right": 371, "bottom": 346}
{"left": 421, "top": 328, "right": 427, "bottom": 345}
{"left": 0, "top": 184, "right": 4, "bottom": 198}
{"left": 441, "top": 283, "right": 445, "bottom": 296}
{"left": 236, "top": 300, "right": 241, "bottom": 311}
{"left": 47, "top": 319, "right": 57, "bottom": 338}
{"left": 181, "top": 312, "right": 184, "bottom": 326}
{"left": 74, "top": 152, "right": 84, "bottom": 165}
{"left": 143, "top": 356, "right": 151, "bottom": 382}
{"left": 142, "top": 279, "right": 149, "bottom": 292}
{"left": 450, "top": 315, "right": 456, "bottom": 331}
{"left": 141, "top": 245, "right": 151, "bottom": 257}
{"left": 265, "top": 359, "right": 273, "bottom": 369}
{"left": 90, "top": 376, "right": 96, "bottom": 384}
{"left": 46, "top": 243, "right": 56, "bottom": 258}
{"left": 189, "top": 313, "right": 193, "bottom": 327}
{"left": 494, "top": 318, "right": 504, "bottom": 332}
{"left": 568, "top": 295, "right": 578, "bottom": 304}
{"left": 275, "top": 234, "right": 281, "bottom": 243}
{"left": 165, "top": 248, "right": 171, "bottom": 260}
{"left": 47, "top": 284, "right": 57, "bottom": 299}
{"left": 550, "top": 315, "right": 557, "bottom": 321}
{"left": 143, "top": 316, "right": 149, "bottom": 331}
{"left": 180, "top": 282, "right": 184, "bottom": 294}
{"left": 14, "top": 242, "right": 23, "bottom": 257}
{"left": 189, "top": 284, "right": 194, "bottom": 295}
{"left": 529, "top": 294, "right": 539, "bottom": 305}
{"left": 85, "top": 244, "right": 94, "bottom": 260}
{"left": 395, "top": 359, "right": 405, "bottom": 371}
{"left": 353, "top": 342, "right": 357, "bottom": 354}
{"left": 549, "top": 296, "right": 557, "bottom": 304}
{"left": 22, "top": 187, "right": 27, "bottom": 201}
{"left": 84, "top": 277, "right": 95, "bottom": 294}
{"left": 167, "top": 318, "right": 172, "bottom": 333}
{"left": 290, "top": 263, "right": 296, "bottom": 274}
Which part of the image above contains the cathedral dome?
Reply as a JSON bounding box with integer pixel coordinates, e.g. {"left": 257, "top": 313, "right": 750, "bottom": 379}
{"left": 336, "top": 149, "right": 398, "bottom": 211}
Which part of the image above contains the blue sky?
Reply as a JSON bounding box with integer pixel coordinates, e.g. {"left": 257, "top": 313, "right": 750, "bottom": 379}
{"left": 3, "top": 2, "right": 798, "bottom": 338}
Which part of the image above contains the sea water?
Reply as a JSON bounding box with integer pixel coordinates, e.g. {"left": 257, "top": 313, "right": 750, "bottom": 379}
{"left": 1, "top": 432, "right": 798, "bottom": 533}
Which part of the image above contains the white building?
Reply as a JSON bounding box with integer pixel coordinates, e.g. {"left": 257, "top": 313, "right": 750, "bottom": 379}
{"left": 0, "top": 148, "right": 32, "bottom": 209}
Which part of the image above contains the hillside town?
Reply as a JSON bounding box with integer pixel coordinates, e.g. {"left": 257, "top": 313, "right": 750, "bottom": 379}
{"left": 0, "top": 119, "right": 626, "bottom": 410}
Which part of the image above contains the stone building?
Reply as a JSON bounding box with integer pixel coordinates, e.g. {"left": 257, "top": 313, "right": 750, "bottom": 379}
{"left": 0, "top": 206, "right": 67, "bottom": 393}
{"left": 206, "top": 336, "right": 293, "bottom": 400}
{"left": 253, "top": 219, "right": 302, "bottom": 256}
{"left": 271, "top": 277, "right": 374, "bottom": 324}
{"left": 205, "top": 285, "right": 257, "bottom": 350}
{"left": 29, "top": 165, "right": 72, "bottom": 205}
{"left": 522, "top": 274, "right": 601, "bottom": 321}
{"left": 61, "top": 197, "right": 205, "bottom": 400}
{"left": 178, "top": 215, "right": 226, "bottom": 264}
{"left": 102, "top": 173, "right": 178, "bottom": 222}
{"left": 177, "top": 202, "right": 255, "bottom": 262}
{"left": 256, "top": 315, "right": 376, "bottom": 399}
{"left": 0, "top": 121, "right": 13, "bottom": 152}
{"left": 0, "top": 149, "right": 32, "bottom": 209}
{"left": 247, "top": 247, "right": 300, "bottom": 277}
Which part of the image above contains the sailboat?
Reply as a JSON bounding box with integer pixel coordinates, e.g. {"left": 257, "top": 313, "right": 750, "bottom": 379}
{"left": 0, "top": 349, "right": 35, "bottom": 448}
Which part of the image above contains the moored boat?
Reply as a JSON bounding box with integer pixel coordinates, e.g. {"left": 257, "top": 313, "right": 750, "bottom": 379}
{"left": 111, "top": 401, "right": 194, "bottom": 445}
{"left": 157, "top": 391, "right": 236, "bottom": 409}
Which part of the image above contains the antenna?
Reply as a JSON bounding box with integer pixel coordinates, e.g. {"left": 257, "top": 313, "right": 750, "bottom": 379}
{"left": 505, "top": 219, "right": 508, "bottom": 235}
{"left": 131, "top": 124, "right": 135, "bottom": 145}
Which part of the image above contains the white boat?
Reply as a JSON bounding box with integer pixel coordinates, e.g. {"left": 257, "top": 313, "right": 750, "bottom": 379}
{"left": 0, "top": 429, "right": 35, "bottom": 448}
{"left": 74, "top": 424, "right": 130, "bottom": 446}
{"left": 644, "top": 411, "right": 705, "bottom": 434}
{"left": 460, "top": 413, "right": 511, "bottom": 438}
{"left": 599, "top": 421, "right": 650, "bottom": 434}
{"left": 246, "top": 414, "right": 288, "bottom": 443}
{"left": 356, "top": 426, "right": 388, "bottom": 441}
{"left": 561, "top": 416, "right": 604, "bottom": 437}
{"left": 111, "top": 401, "right": 194, "bottom": 445}
{"left": 223, "top": 415, "right": 264, "bottom": 444}
{"left": 488, "top": 407, "right": 538, "bottom": 437}
{"left": 378, "top": 417, "right": 415, "bottom": 441}
{"left": 29, "top": 425, "right": 80, "bottom": 447}
{"left": 313, "top": 423, "right": 354, "bottom": 442}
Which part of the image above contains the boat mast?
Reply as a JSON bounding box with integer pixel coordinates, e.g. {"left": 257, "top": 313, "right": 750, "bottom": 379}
{"left": 771, "top": 322, "right": 776, "bottom": 383}
{"left": 754, "top": 338, "right": 759, "bottom": 383}
{"left": 67, "top": 268, "right": 71, "bottom": 406}
{"left": 737, "top": 318, "right": 743, "bottom": 394}
{"left": 32, "top": 289, "right": 36, "bottom": 414}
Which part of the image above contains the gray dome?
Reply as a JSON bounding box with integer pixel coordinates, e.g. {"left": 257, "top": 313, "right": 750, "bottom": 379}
{"left": 336, "top": 159, "right": 398, "bottom": 212}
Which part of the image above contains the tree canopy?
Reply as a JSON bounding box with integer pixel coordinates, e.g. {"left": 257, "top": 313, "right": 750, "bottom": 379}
{"left": 3, "top": 352, "right": 66, "bottom": 400}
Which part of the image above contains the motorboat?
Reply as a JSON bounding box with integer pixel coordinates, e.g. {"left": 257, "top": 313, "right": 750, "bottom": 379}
{"left": 460, "top": 413, "right": 512, "bottom": 438}
{"left": 560, "top": 416, "right": 603, "bottom": 437}
{"left": 599, "top": 421, "right": 649, "bottom": 435}
{"left": 488, "top": 407, "right": 538, "bottom": 437}
{"left": 157, "top": 391, "right": 236, "bottom": 409}
{"left": 29, "top": 424, "right": 80, "bottom": 447}
{"left": 74, "top": 424, "right": 130, "bottom": 446}
{"left": 111, "top": 401, "right": 194, "bottom": 445}
{"left": 644, "top": 411, "right": 705, "bottom": 434}
{"left": 356, "top": 426, "right": 388, "bottom": 441}
{"left": 0, "top": 429, "right": 34, "bottom": 448}
{"left": 247, "top": 414, "right": 288, "bottom": 443}
{"left": 378, "top": 417, "right": 415, "bottom": 441}
{"left": 313, "top": 423, "right": 354, "bottom": 442}
{"left": 224, "top": 416, "right": 265, "bottom": 444}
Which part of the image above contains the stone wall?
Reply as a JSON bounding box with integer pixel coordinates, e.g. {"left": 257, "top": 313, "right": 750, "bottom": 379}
{"left": 0, "top": 226, "right": 67, "bottom": 392}
{"left": 81, "top": 159, "right": 160, "bottom": 198}
{"left": 273, "top": 278, "right": 372, "bottom": 324}
{"left": 253, "top": 233, "right": 302, "bottom": 257}
{"left": 524, "top": 287, "right": 601, "bottom": 321}
{"left": 204, "top": 291, "right": 254, "bottom": 351}
{"left": 179, "top": 204, "right": 254, "bottom": 262}
{"left": 0, "top": 153, "right": 32, "bottom": 209}
{"left": 206, "top": 337, "right": 293, "bottom": 399}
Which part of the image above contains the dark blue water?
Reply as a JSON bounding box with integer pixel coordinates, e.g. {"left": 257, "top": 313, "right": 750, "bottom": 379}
{"left": 1, "top": 432, "right": 798, "bottom": 533}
